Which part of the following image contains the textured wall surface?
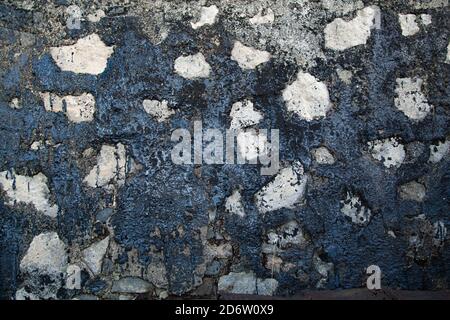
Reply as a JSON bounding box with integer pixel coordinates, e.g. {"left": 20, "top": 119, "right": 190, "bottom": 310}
{"left": 0, "top": 0, "right": 449, "bottom": 300}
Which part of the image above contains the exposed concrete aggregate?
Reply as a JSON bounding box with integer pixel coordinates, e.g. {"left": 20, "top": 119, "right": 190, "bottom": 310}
{"left": 0, "top": 0, "right": 449, "bottom": 300}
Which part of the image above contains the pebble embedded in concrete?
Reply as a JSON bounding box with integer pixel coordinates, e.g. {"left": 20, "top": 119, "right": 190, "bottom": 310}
{"left": 143, "top": 99, "right": 175, "bottom": 122}
{"left": 368, "top": 137, "right": 406, "bottom": 168}
{"left": 324, "top": 6, "right": 381, "bottom": 51}
{"left": 40, "top": 92, "right": 96, "bottom": 123}
{"left": 312, "top": 147, "right": 335, "bottom": 164}
{"left": 394, "top": 78, "right": 432, "bottom": 121}
{"left": 255, "top": 162, "right": 308, "bottom": 213}
{"left": 82, "top": 236, "right": 110, "bottom": 275}
{"left": 229, "top": 100, "right": 263, "bottom": 130}
{"left": 0, "top": 171, "right": 59, "bottom": 218}
{"left": 230, "top": 41, "right": 271, "bottom": 70}
{"left": 224, "top": 189, "right": 245, "bottom": 217}
{"left": 429, "top": 139, "right": 450, "bottom": 163}
{"left": 20, "top": 232, "right": 67, "bottom": 275}
{"left": 50, "top": 33, "right": 114, "bottom": 75}
{"left": 218, "top": 271, "right": 278, "bottom": 296}
{"left": 174, "top": 53, "right": 211, "bottom": 79}
{"left": 249, "top": 8, "right": 275, "bottom": 25}
{"left": 282, "top": 72, "right": 331, "bottom": 121}
{"left": 111, "top": 277, "right": 152, "bottom": 293}
{"left": 399, "top": 181, "right": 426, "bottom": 202}
{"left": 191, "top": 5, "right": 219, "bottom": 29}
{"left": 340, "top": 191, "right": 372, "bottom": 225}
{"left": 83, "top": 143, "right": 128, "bottom": 189}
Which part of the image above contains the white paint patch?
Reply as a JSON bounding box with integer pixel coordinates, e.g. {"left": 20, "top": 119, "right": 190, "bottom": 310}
{"left": 174, "top": 53, "right": 211, "bottom": 79}
{"left": 20, "top": 232, "right": 67, "bottom": 275}
{"left": 50, "top": 33, "right": 114, "bottom": 75}
{"left": 229, "top": 100, "right": 263, "bottom": 130}
{"left": 231, "top": 41, "right": 271, "bottom": 70}
{"left": 340, "top": 192, "right": 372, "bottom": 225}
{"left": 249, "top": 8, "right": 275, "bottom": 25}
{"left": 83, "top": 143, "right": 127, "bottom": 189}
{"left": 237, "top": 130, "right": 268, "bottom": 162}
{"left": 255, "top": 162, "right": 307, "bottom": 213}
{"left": 312, "top": 147, "right": 335, "bottom": 164}
{"left": 324, "top": 6, "right": 381, "bottom": 51}
{"left": 399, "top": 181, "right": 426, "bottom": 202}
{"left": 394, "top": 78, "right": 432, "bottom": 121}
{"left": 82, "top": 236, "right": 109, "bottom": 275}
{"left": 429, "top": 139, "right": 450, "bottom": 163}
{"left": 282, "top": 72, "right": 331, "bottom": 121}
{"left": 398, "top": 14, "right": 420, "bottom": 36}
{"left": 40, "top": 92, "right": 96, "bottom": 123}
{"left": 191, "top": 5, "right": 219, "bottom": 29}
{"left": 0, "top": 171, "right": 58, "bottom": 218}
{"left": 224, "top": 189, "right": 245, "bottom": 217}
{"left": 368, "top": 137, "right": 406, "bottom": 168}
{"left": 142, "top": 99, "right": 175, "bottom": 122}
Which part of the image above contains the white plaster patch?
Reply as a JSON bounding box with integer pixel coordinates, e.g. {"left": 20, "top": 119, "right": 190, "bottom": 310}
{"left": 174, "top": 53, "right": 211, "bottom": 79}
{"left": 312, "top": 147, "right": 335, "bottom": 164}
{"left": 249, "top": 8, "right": 275, "bottom": 25}
{"left": 83, "top": 143, "right": 128, "bottom": 189}
{"left": 50, "top": 33, "right": 114, "bottom": 75}
{"left": 224, "top": 189, "right": 245, "bottom": 218}
{"left": 143, "top": 99, "right": 175, "bottom": 122}
{"left": 231, "top": 41, "right": 271, "bottom": 70}
{"left": 399, "top": 181, "right": 426, "bottom": 202}
{"left": 40, "top": 92, "right": 96, "bottom": 123}
{"left": 82, "top": 236, "right": 109, "bottom": 275}
{"left": 368, "top": 137, "right": 406, "bottom": 168}
{"left": 340, "top": 192, "right": 372, "bottom": 225}
{"left": 255, "top": 162, "right": 307, "bottom": 213}
{"left": 429, "top": 139, "right": 450, "bottom": 163}
{"left": 394, "top": 78, "right": 432, "bottom": 121}
{"left": 398, "top": 14, "right": 420, "bottom": 36}
{"left": 229, "top": 100, "right": 263, "bottom": 130}
{"left": 324, "top": 6, "right": 381, "bottom": 51}
{"left": 282, "top": 72, "right": 331, "bottom": 121}
{"left": 191, "top": 5, "right": 219, "bottom": 29}
{"left": 0, "top": 171, "right": 58, "bottom": 218}
{"left": 20, "top": 232, "right": 67, "bottom": 275}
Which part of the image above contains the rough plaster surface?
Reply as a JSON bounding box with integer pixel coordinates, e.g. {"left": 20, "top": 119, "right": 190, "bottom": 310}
{"left": 0, "top": 0, "right": 449, "bottom": 300}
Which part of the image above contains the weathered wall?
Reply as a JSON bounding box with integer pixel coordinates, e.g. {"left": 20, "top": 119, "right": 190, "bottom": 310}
{"left": 0, "top": 0, "right": 449, "bottom": 299}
